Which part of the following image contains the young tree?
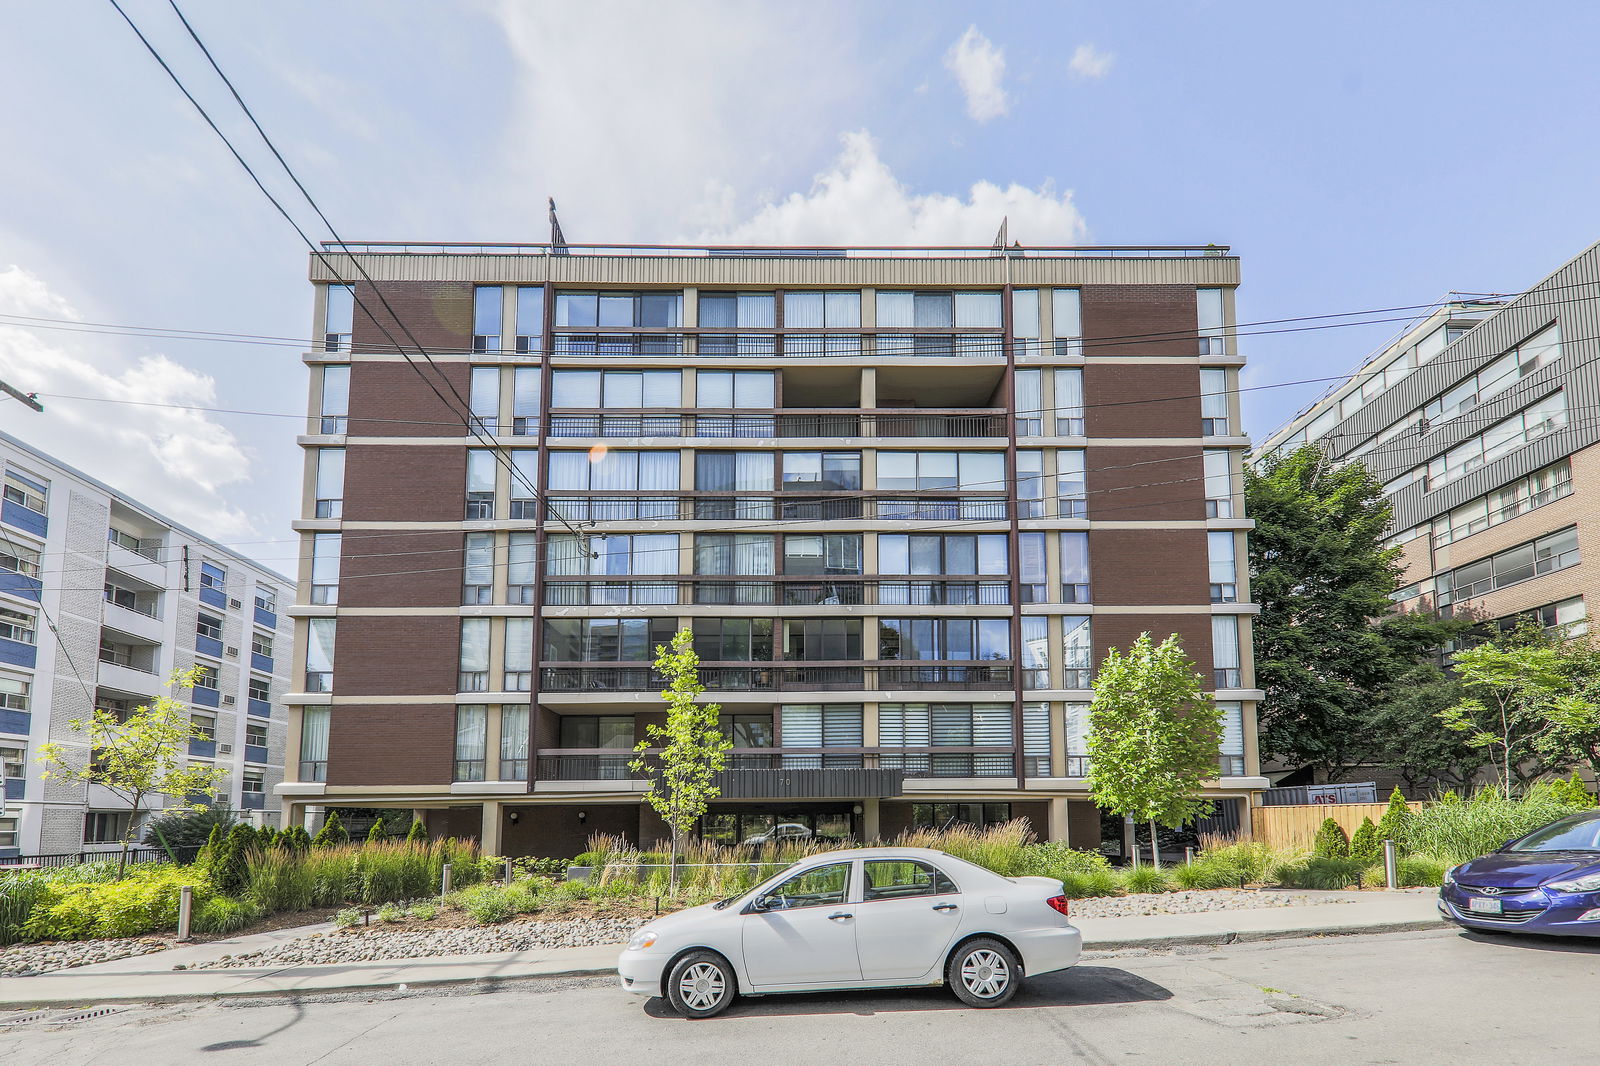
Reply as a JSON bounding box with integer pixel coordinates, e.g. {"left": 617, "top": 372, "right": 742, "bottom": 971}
{"left": 1375, "top": 786, "right": 1413, "bottom": 853}
{"left": 36, "top": 668, "right": 227, "bottom": 877}
{"left": 630, "top": 629, "right": 731, "bottom": 892}
{"left": 1440, "top": 639, "right": 1600, "bottom": 795}
{"left": 406, "top": 818, "right": 428, "bottom": 843}
{"left": 1086, "top": 633, "right": 1222, "bottom": 868}
{"left": 313, "top": 810, "right": 349, "bottom": 847}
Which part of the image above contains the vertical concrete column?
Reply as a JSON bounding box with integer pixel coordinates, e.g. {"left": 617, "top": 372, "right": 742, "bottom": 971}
{"left": 1049, "top": 701, "right": 1067, "bottom": 781}
{"left": 862, "top": 798, "right": 881, "bottom": 842}
{"left": 1047, "top": 796, "right": 1070, "bottom": 844}
{"left": 859, "top": 367, "right": 877, "bottom": 410}
{"left": 480, "top": 801, "right": 503, "bottom": 854}
{"left": 485, "top": 705, "right": 503, "bottom": 780}
{"left": 862, "top": 701, "right": 879, "bottom": 747}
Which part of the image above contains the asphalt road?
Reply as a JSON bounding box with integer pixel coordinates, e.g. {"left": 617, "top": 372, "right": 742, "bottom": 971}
{"left": 6, "top": 928, "right": 1599, "bottom": 1066}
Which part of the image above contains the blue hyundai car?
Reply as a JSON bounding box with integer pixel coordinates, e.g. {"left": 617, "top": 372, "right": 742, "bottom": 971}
{"left": 1439, "top": 809, "right": 1600, "bottom": 936}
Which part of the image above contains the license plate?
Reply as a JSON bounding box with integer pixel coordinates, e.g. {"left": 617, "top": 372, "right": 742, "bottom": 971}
{"left": 1468, "top": 897, "right": 1503, "bottom": 915}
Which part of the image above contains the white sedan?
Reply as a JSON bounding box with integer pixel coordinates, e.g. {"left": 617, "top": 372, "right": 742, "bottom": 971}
{"left": 617, "top": 846, "right": 1081, "bottom": 1018}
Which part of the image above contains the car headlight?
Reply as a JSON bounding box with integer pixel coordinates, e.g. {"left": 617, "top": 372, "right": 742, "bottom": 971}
{"left": 626, "top": 928, "right": 659, "bottom": 951}
{"left": 1546, "top": 873, "right": 1600, "bottom": 893}
{"left": 1443, "top": 867, "right": 1459, "bottom": 886}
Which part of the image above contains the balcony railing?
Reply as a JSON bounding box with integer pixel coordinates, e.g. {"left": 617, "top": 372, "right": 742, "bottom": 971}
{"left": 536, "top": 410, "right": 1008, "bottom": 440}
{"left": 536, "top": 745, "right": 1019, "bottom": 781}
{"left": 541, "top": 576, "right": 1015, "bottom": 607}
{"left": 543, "top": 493, "right": 1012, "bottom": 523}
{"left": 538, "top": 661, "right": 1015, "bottom": 693}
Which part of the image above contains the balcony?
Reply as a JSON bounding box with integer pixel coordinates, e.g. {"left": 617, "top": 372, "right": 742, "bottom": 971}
{"left": 538, "top": 661, "right": 1015, "bottom": 693}
{"left": 254, "top": 605, "right": 277, "bottom": 629}
{"left": 534, "top": 747, "right": 1016, "bottom": 792}
{"left": 244, "top": 743, "right": 270, "bottom": 764}
{"left": 97, "top": 654, "right": 160, "bottom": 697}
{"left": 542, "top": 577, "right": 1014, "bottom": 607}
{"left": 539, "top": 409, "right": 1007, "bottom": 440}
{"left": 3, "top": 776, "right": 22, "bottom": 801}
{"left": 543, "top": 493, "right": 1011, "bottom": 524}
{"left": 195, "top": 634, "right": 225, "bottom": 660}
{"left": 199, "top": 585, "right": 227, "bottom": 610}
{"left": 103, "top": 595, "right": 164, "bottom": 644}
{"left": 240, "top": 792, "right": 267, "bottom": 811}
{"left": 1, "top": 499, "right": 46, "bottom": 538}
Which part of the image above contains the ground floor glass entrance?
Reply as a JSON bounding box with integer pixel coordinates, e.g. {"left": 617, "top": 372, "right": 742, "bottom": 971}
{"left": 698, "top": 804, "right": 857, "bottom": 846}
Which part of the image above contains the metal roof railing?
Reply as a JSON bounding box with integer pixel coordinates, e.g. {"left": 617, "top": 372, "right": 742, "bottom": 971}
{"left": 319, "top": 241, "right": 1233, "bottom": 260}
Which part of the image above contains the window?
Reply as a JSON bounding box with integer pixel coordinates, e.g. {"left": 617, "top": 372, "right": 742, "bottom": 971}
{"left": 780, "top": 704, "right": 863, "bottom": 747}
{"left": 464, "top": 532, "right": 494, "bottom": 604}
{"left": 694, "top": 618, "right": 774, "bottom": 661}
{"left": 299, "top": 706, "right": 329, "bottom": 781}
{"left": 549, "top": 449, "right": 679, "bottom": 521}
{"left": 1, "top": 676, "right": 32, "bottom": 710}
{"left": 1062, "top": 616, "right": 1092, "bottom": 688}
{"left": 1018, "top": 616, "right": 1049, "bottom": 690}
{"left": 1204, "top": 450, "right": 1235, "bottom": 517}
{"left": 878, "top": 618, "right": 1010, "bottom": 661}
{"left": 190, "top": 713, "right": 216, "bottom": 742}
{"left": 783, "top": 291, "right": 861, "bottom": 355}
{"left": 3, "top": 470, "right": 47, "bottom": 516}
{"left": 879, "top": 533, "right": 1008, "bottom": 605}
{"left": 1447, "top": 597, "right": 1591, "bottom": 656}
{"left": 248, "top": 675, "right": 269, "bottom": 704}
{"left": 508, "top": 532, "right": 537, "bottom": 604}
{"left": 760, "top": 862, "right": 850, "bottom": 910}
{"left": 1423, "top": 324, "right": 1561, "bottom": 427}
{"left": 1057, "top": 450, "right": 1086, "bottom": 518}
{"left": 196, "top": 614, "right": 223, "bottom": 641}
{"left": 1023, "top": 701, "right": 1050, "bottom": 776}
{"left": 1, "top": 742, "right": 25, "bottom": 783}
{"left": 1217, "top": 701, "right": 1245, "bottom": 776}
{"left": 699, "top": 292, "right": 775, "bottom": 356}
{"left": 508, "top": 450, "right": 540, "bottom": 519}
{"left": 1200, "top": 368, "right": 1230, "bottom": 435}
{"left": 551, "top": 369, "right": 681, "bottom": 408}
{"left": 469, "top": 366, "right": 500, "bottom": 433}
{"left": 0, "top": 606, "right": 36, "bottom": 645}
{"left": 542, "top": 618, "right": 676, "bottom": 661}
{"left": 720, "top": 713, "right": 773, "bottom": 748}
{"left": 466, "top": 449, "right": 497, "bottom": 519}
{"left": 782, "top": 452, "right": 860, "bottom": 491}
{"left": 1054, "top": 368, "right": 1085, "bottom": 435}
{"left": 879, "top": 703, "right": 1014, "bottom": 775}
{"left": 314, "top": 448, "right": 345, "bottom": 519}
{"left": 875, "top": 292, "right": 1002, "bottom": 357}
{"left": 697, "top": 370, "right": 773, "bottom": 409}
{"left": 323, "top": 284, "right": 354, "bottom": 351}
{"left": 912, "top": 803, "right": 1012, "bottom": 830}
{"left": 695, "top": 533, "right": 775, "bottom": 575}
{"left": 1061, "top": 531, "right": 1090, "bottom": 603}
{"left": 877, "top": 451, "right": 1005, "bottom": 492}
{"left": 545, "top": 533, "right": 677, "bottom": 605}
{"left": 514, "top": 286, "right": 544, "bottom": 354}
{"left": 1432, "top": 460, "right": 1573, "bottom": 547}
{"left": 1014, "top": 368, "right": 1042, "bottom": 436}
{"left": 694, "top": 451, "right": 773, "bottom": 520}
{"left": 1012, "top": 289, "right": 1041, "bottom": 352}
{"left": 473, "top": 286, "right": 502, "bottom": 353}
{"left": 199, "top": 561, "right": 226, "bottom": 594}
{"left": 560, "top": 715, "right": 635, "bottom": 749}
{"left": 454, "top": 705, "right": 487, "bottom": 781}
{"left": 501, "top": 705, "right": 529, "bottom": 779}
{"left": 109, "top": 526, "right": 155, "bottom": 559}
{"left": 1016, "top": 450, "right": 1045, "bottom": 519}
{"left": 504, "top": 617, "right": 533, "bottom": 691}
{"left": 0, "top": 817, "right": 15, "bottom": 849}
{"left": 1437, "top": 527, "right": 1580, "bottom": 612}
{"left": 193, "top": 666, "right": 218, "bottom": 692}
{"left": 862, "top": 859, "right": 957, "bottom": 901}
{"left": 245, "top": 721, "right": 268, "bottom": 748}
{"left": 310, "top": 532, "right": 340, "bottom": 605}
{"left": 305, "top": 617, "right": 335, "bottom": 692}
{"left": 555, "top": 292, "right": 682, "bottom": 356}
{"left": 1212, "top": 616, "right": 1242, "bottom": 688}
{"left": 1426, "top": 392, "right": 1568, "bottom": 490}
{"left": 1051, "top": 288, "right": 1082, "bottom": 354}
{"left": 1197, "top": 288, "right": 1226, "bottom": 355}
{"left": 459, "top": 618, "right": 490, "bottom": 691}
{"left": 1, "top": 541, "right": 41, "bottom": 579}
{"left": 255, "top": 587, "right": 277, "bottom": 613}
{"left": 511, "top": 367, "right": 541, "bottom": 434}
{"left": 783, "top": 534, "right": 863, "bottom": 576}
{"left": 1208, "top": 531, "right": 1238, "bottom": 603}
{"left": 785, "top": 619, "right": 862, "bottom": 661}
{"left": 242, "top": 771, "right": 265, "bottom": 796}
{"left": 319, "top": 365, "right": 349, "bottom": 434}
{"left": 84, "top": 811, "right": 132, "bottom": 845}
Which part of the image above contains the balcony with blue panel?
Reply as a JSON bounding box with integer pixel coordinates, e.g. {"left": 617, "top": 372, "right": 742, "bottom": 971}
{"left": 244, "top": 743, "right": 269, "bottom": 764}
{"left": 240, "top": 792, "right": 266, "bottom": 811}
{"left": 0, "top": 572, "right": 42, "bottom": 602}
{"left": 247, "top": 698, "right": 271, "bottom": 718}
{"left": 199, "top": 586, "right": 227, "bottom": 610}
{"left": 191, "top": 686, "right": 220, "bottom": 709}
{"left": 3, "top": 776, "right": 22, "bottom": 801}
{"left": 195, "top": 634, "right": 224, "bottom": 659}
{"left": 188, "top": 738, "right": 217, "bottom": 758}
{"left": 251, "top": 652, "right": 273, "bottom": 673}
{"left": 0, "top": 637, "right": 36, "bottom": 669}
{"left": 0, "top": 709, "right": 29, "bottom": 736}
{"left": 1, "top": 499, "right": 47, "bottom": 538}
{"left": 254, "top": 606, "right": 276, "bottom": 629}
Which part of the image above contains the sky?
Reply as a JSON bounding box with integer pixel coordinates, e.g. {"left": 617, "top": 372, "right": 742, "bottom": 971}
{"left": 3, "top": 0, "right": 1600, "bottom": 564}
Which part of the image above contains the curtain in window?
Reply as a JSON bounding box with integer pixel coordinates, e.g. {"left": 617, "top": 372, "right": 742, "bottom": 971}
{"left": 1216, "top": 701, "right": 1244, "bottom": 756}
{"left": 914, "top": 292, "right": 953, "bottom": 328}
{"left": 459, "top": 618, "right": 490, "bottom": 672}
{"left": 306, "top": 618, "right": 336, "bottom": 672}
{"left": 878, "top": 704, "right": 929, "bottom": 748}
{"left": 299, "top": 706, "right": 330, "bottom": 763}
{"left": 1208, "top": 531, "right": 1237, "bottom": 585}
{"left": 783, "top": 293, "right": 824, "bottom": 328}
{"left": 630, "top": 533, "right": 678, "bottom": 576}
{"left": 504, "top": 618, "right": 533, "bottom": 671}
{"left": 508, "top": 533, "right": 537, "bottom": 586}
{"left": 1212, "top": 616, "right": 1241, "bottom": 669}
{"left": 971, "top": 703, "right": 1012, "bottom": 746}
{"left": 1060, "top": 532, "right": 1089, "bottom": 583}
{"left": 1062, "top": 617, "right": 1091, "bottom": 670}
{"left": 1023, "top": 703, "right": 1049, "bottom": 760}
{"left": 734, "top": 452, "right": 774, "bottom": 491}
{"left": 589, "top": 450, "right": 634, "bottom": 492}
{"left": 1055, "top": 369, "right": 1084, "bottom": 426}
{"left": 552, "top": 371, "right": 600, "bottom": 408}
{"left": 315, "top": 449, "right": 345, "bottom": 499}
{"left": 958, "top": 453, "right": 1004, "bottom": 492}
{"left": 501, "top": 706, "right": 529, "bottom": 764}
{"left": 954, "top": 292, "right": 1000, "bottom": 328}
{"left": 455, "top": 706, "right": 488, "bottom": 760}
{"left": 1014, "top": 369, "right": 1042, "bottom": 433}
{"left": 465, "top": 533, "right": 495, "bottom": 585}
{"left": 467, "top": 450, "right": 498, "bottom": 494}
{"left": 545, "top": 533, "right": 587, "bottom": 576}
{"left": 1052, "top": 289, "right": 1081, "bottom": 339}
{"left": 1011, "top": 290, "right": 1040, "bottom": 338}
{"left": 875, "top": 292, "right": 914, "bottom": 328}
{"left": 547, "top": 451, "right": 589, "bottom": 490}
{"left": 637, "top": 451, "right": 679, "bottom": 490}
{"left": 1019, "top": 532, "right": 1047, "bottom": 584}
{"left": 511, "top": 452, "right": 538, "bottom": 499}
{"left": 640, "top": 371, "right": 681, "bottom": 408}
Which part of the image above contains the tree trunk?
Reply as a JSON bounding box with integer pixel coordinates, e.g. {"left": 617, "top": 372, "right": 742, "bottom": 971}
{"left": 1149, "top": 820, "right": 1161, "bottom": 869}
{"left": 669, "top": 826, "right": 681, "bottom": 895}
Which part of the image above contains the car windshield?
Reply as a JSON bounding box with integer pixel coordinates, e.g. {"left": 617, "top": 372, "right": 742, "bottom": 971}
{"left": 1506, "top": 814, "right": 1600, "bottom": 853}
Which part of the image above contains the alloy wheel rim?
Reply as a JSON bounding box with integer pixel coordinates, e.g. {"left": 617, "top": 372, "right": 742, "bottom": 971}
{"left": 960, "top": 949, "right": 1010, "bottom": 998}
{"left": 678, "top": 962, "right": 726, "bottom": 1010}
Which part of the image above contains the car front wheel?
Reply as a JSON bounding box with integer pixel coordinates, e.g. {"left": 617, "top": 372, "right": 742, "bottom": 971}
{"left": 947, "top": 938, "right": 1020, "bottom": 1008}
{"left": 666, "top": 951, "right": 737, "bottom": 1019}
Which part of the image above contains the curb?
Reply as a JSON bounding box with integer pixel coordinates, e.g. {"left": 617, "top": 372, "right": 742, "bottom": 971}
{"left": 0, "top": 919, "right": 1447, "bottom": 1008}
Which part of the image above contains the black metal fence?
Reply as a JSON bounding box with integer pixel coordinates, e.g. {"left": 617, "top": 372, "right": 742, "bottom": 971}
{"left": 0, "top": 844, "right": 203, "bottom": 870}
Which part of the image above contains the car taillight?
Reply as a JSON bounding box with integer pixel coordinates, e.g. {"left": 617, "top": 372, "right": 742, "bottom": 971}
{"left": 1046, "top": 895, "right": 1070, "bottom": 917}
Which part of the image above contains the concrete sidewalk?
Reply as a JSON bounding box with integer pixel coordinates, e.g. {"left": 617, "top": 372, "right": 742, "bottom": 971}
{"left": 0, "top": 891, "right": 1444, "bottom": 1008}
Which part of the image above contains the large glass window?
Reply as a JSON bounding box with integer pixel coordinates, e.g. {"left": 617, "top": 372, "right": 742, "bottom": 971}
{"left": 1054, "top": 368, "right": 1085, "bottom": 435}
{"left": 1432, "top": 460, "right": 1573, "bottom": 547}
{"left": 507, "top": 532, "right": 537, "bottom": 604}
{"left": 1212, "top": 616, "right": 1242, "bottom": 688}
{"left": 463, "top": 531, "right": 495, "bottom": 604}
{"left": 1062, "top": 616, "right": 1092, "bottom": 688}
{"left": 323, "top": 284, "right": 354, "bottom": 352}
{"left": 319, "top": 365, "right": 350, "bottom": 434}
{"left": 1197, "top": 288, "right": 1226, "bottom": 355}
{"left": 1426, "top": 392, "right": 1568, "bottom": 490}
{"left": 1057, "top": 450, "right": 1086, "bottom": 518}
{"left": 695, "top": 533, "right": 776, "bottom": 575}
{"left": 1424, "top": 323, "right": 1561, "bottom": 427}
{"left": 878, "top": 618, "right": 1010, "bottom": 660}
{"left": 1209, "top": 531, "right": 1238, "bottom": 603}
{"left": 1437, "top": 527, "right": 1580, "bottom": 612}
{"left": 0, "top": 605, "right": 36, "bottom": 645}
{"left": 700, "top": 292, "right": 775, "bottom": 356}
{"left": 1012, "top": 289, "right": 1041, "bottom": 343}
{"left": 694, "top": 452, "right": 774, "bottom": 519}
{"left": 548, "top": 450, "right": 679, "bottom": 521}
{"left": 500, "top": 705, "right": 529, "bottom": 779}
{"left": 1204, "top": 450, "right": 1234, "bottom": 518}
{"left": 1061, "top": 531, "right": 1090, "bottom": 603}
{"left": 470, "top": 367, "right": 500, "bottom": 433}
{"left": 299, "top": 706, "right": 329, "bottom": 782}
{"left": 911, "top": 803, "right": 1013, "bottom": 830}
{"left": 785, "top": 619, "right": 862, "bottom": 660}
{"left": 783, "top": 452, "right": 861, "bottom": 491}
{"left": 877, "top": 451, "right": 1005, "bottom": 492}
{"left": 473, "top": 287, "right": 503, "bottom": 353}
{"left": 1217, "top": 701, "right": 1245, "bottom": 776}
{"left": 1015, "top": 368, "right": 1043, "bottom": 436}
{"left": 779, "top": 704, "right": 864, "bottom": 751}
{"left": 305, "top": 618, "right": 335, "bottom": 692}
{"left": 694, "top": 618, "right": 774, "bottom": 661}
{"left": 454, "top": 705, "right": 487, "bottom": 781}
{"left": 551, "top": 369, "right": 681, "bottom": 408}
{"left": 720, "top": 713, "right": 774, "bottom": 748}
{"left": 466, "top": 449, "right": 497, "bottom": 519}
{"left": 459, "top": 618, "right": 490, "bottom": 691}
{"left": 560, "top": 715, "right": 635, "bottom": 749}
{"left": 314, "top": 448, "right": 345, "bottom": 519}
{"left": 783, "top": 534, "right": 862, "bottom": 575}
{"left": 697, "top": 370, "right": 774, "bottom": 409}
{"left": 1200, "top": 368, "right": 1230, "bottom": 435}
{"left": 783, "top": 291, "right": 861, "bottom": 355}
{"left": 542, "top": 618, "right": 676, "bottom": 661}
{"left": 1051, "top": 289, "right": 1082, "bottom": 356}
{"left": 504, "top": 618, "right": 534, "bottom": 691}
{"left": 511, "top": 367, "right": 541, "bottom": 435}
{"left": 556, "top": 291, "right": 681, "bottom": 328}
{"left": 514, "top": 286, "right": 544, "bottom": 354}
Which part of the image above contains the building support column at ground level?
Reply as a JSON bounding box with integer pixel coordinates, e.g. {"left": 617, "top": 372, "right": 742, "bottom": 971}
{"left": 1047, "top": 797, "right": 1069, "bottom": 844}
{"left": 480, "top": 801, "right": 502, "bottom": 854}
{"left": 862, "top": 798, "right": 880, "bottom": 842}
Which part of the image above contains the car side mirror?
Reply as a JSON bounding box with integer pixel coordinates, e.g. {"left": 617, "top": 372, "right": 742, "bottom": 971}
{"left": 748, "top": 895, "right": 775, "bottom": 913}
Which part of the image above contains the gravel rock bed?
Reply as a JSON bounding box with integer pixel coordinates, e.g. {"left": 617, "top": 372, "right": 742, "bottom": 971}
{"left": 211, "top": 917, "right": 645, "bottom": 969}
{"left": 0, "top": 937, "right": 169, "bottom": 977}
{"left": 1068, "top": 889, "right": 1353, "bottom": 918}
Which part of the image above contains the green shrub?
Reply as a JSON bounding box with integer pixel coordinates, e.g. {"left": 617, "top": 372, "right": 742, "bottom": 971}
{"left": 1396, "top": 855, "right": 1449, "bottom": 888}
{"left": 244, "top": 846, "right": 316, "bottom": 913}
{"left": 1551, "top": 773, "right": 1595, "bottom": 808}
{"left": 279, "top": 825, "right": 312, "bottom": 852}
{"left": 1375, "top": 788, "right": 1412, "bottom": 853}
{"left": 512, "top": 856, "right": 568, "bottom": 879}
{"left": 406, "top": 819, "right": 428, "bottom": 843}
{"left": 1, "top": 865, "right": 122, "bottom": 944}
{"left": 193, "top": 896, "right": 261, "bottom": 935}
{"left": 548, "top": 878, "right": 592, "bottom": 901}
{"left": 407, "top": 901, "right": 437, "bottom": 921}
{"left": 376, "top": 902, "right": 404, "bottom": 923}
{"left": 313, "top": 812, "right": 349, "bottom": 847}
{"left": 143, "top": 806, "right": 236, "bottom": 851}
{"left": 367, "top": 818, "right": 388, "bottom": 843}
{"left": 1121, "top": 865, "right": 1172, "bottom": 894}
{"left": 456, "top": 883, "right": 516, "bottom": 924}
{"left": 1313, "top": 818, "right": 1351, "bottom": 858}
{"left": 334, "top": 907, "right": 363, "bottom": 928}
{"left": 214, "top": 824, "right": 259, "bottom": 896}
{"left": 198, "top": 823, "right": 226, "bottom": 870}
{"left": 1403, "top": 783, "right": 1589, "bottom": 864}
{"left": 22, "top": 866, "right": 215, "bottom": 941}
{"left": 1272, "top": 857, "right": 1364, "bottom": 890}
{"left": 1349, "top": 818, "right": 1380, "bottom": 864}
{"left": 1058, "top": 870, "right": 1120, "bottom": 898}
{"left": 1017, "top": 841, "right": 1112, "bottom": 879}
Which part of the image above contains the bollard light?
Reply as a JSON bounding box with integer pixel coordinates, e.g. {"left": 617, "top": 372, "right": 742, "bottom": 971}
{"left": 441, "top": 862, "right": 453, "bottom": 897}
{"left": 1383, "top": 839, "right": 1398, "bottom": 890}
{"left": 177, "top": 884, "right": 194, "bottom": 942}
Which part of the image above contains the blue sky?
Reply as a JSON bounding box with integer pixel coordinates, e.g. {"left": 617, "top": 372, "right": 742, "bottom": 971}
{"left": 2, "top": 1, "right": 1599, "bottom": 558}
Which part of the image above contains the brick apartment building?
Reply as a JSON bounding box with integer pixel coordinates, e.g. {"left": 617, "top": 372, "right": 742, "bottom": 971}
{"left": 280, "top": 240, "right": 1264, "bottom": 857}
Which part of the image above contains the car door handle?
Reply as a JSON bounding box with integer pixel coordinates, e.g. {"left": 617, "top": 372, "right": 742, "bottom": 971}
{"left": 827, "top": 912, "right": 854, "bottom": 921}
{"left": 932, "top": 902, "right": 958, "bottom": 911}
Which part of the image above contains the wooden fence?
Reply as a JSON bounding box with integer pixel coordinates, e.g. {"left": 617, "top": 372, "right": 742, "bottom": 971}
{"left": 1251, "top": 802, "right": 1423, "bottom": 850}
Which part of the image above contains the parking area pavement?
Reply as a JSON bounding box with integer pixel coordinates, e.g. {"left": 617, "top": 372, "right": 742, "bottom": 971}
{"left": 5, "top": 927, "right": 1599, "bottom": 1066}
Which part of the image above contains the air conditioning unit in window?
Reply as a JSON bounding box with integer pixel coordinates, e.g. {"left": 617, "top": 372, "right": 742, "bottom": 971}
{"left": 219, "top": 744, "right": 233, "bottom": 755}
{"left": 222, "top": 695, "right": 236, "bottom": 706}
{"left": 225, "top": 646, "right": 239, "bottom": 658}
{"left": 229, "top": 598, "right": 243, "bottom": 610}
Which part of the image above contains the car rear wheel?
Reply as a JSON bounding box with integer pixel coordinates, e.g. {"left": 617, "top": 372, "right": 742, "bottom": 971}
{"left": 666, "top": 951, "right": 736, "bottom": 1019}
{"left": 947, "top": 938, "right": 1020, "bottom": 1008}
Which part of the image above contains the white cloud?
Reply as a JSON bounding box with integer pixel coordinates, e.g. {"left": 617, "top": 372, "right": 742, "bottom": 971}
{"left": 1068, "top": 43, "right": 1114, "bottom": 80}
{"left": 944, "top": 25, "right": 1010, "bottom": 122}
{"left": 699, "top": 131, "right": 1087, "bottom": 245}
{"left": 0, "top": 266, "right": 257, "bottom": 537}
